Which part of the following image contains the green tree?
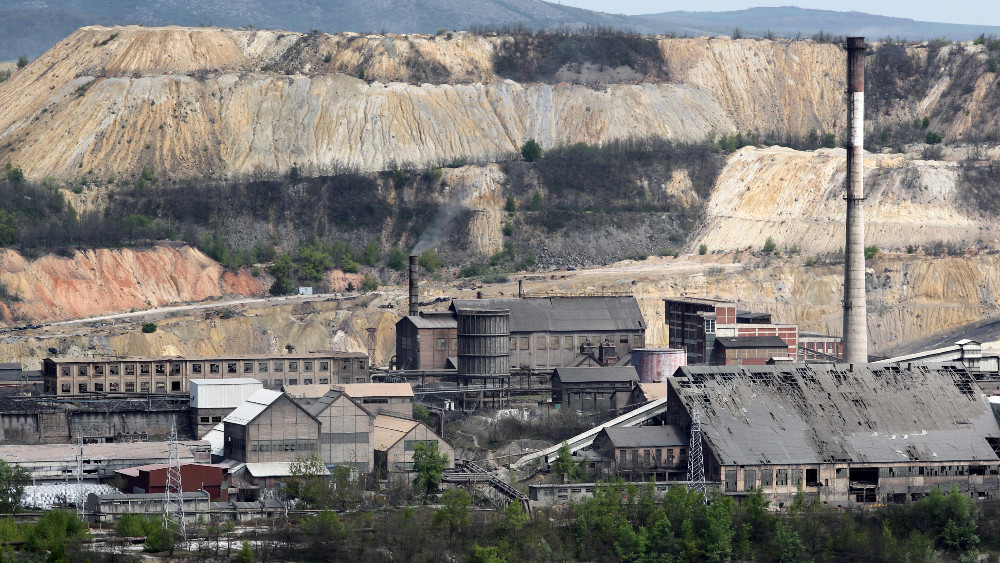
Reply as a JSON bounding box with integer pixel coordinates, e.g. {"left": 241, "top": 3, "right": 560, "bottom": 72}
{"left": 362, "top": 238, "right": 380, "bottom": 266}
{"left": 386, "top": 246, "right": 406, "bottom": 270}
{"left": 551, "top": 441, "right": 575, "bottom": 482}
{"left": 360, "top": 273, "right": 379, "bottom": 292}
{"left": 504, "top": 194, "right": 516, "bottom": 213}
{"left": 4, "top": 164, "right": 24, "bottom": 186}
{"left": 286, "top": 452, "right": 329, "bottom": 507}
{"left": 141, "top": 322, "right": 157, "bottom": 333}
{"left": 418, "top": 249, "right": 443, "bottom": 272}
{"left": 925, "top": 131, "right": 943, "bottom": 144}
{"left": 822, "top": 132, "right": 837, "bottom": 148}
{"left": 412, "top": 441, "right": 449, "bottom": 498}
{"left": 268, "top": 253, "right": 295, "bottom": 296}
{"left": 521, "top": 139, "right": 542, "bottom": 162}
{"left": 0, "top": 460, "right": 28, "bottom": 514}
{"left": 295, "top": 239, "right": 333, "bottom": 284}
{"left": 0, "top": 211, "right": 16, "bottom": 246}
{"left": 763, "top": 236, "right": 777, "bottom": 253}
{"left": 432, "top": 487, "right": 471, "bottom": 542}
{"left": 301, "top": 510, "right": 349, "bottom": 560}
{"left": 864, "top": 245, "right": 879, "bottom": 260}
{"left": 413, "top": 404, "right": 432, "bottom": 426}
{"left": 698, "top": 243, "right": 708, "bottom": 255}
{"left": 235, "top": 539, "right": 254, "bottom": 563}
{"left": 16, "top": 56, "right": 28, "bottom": 69}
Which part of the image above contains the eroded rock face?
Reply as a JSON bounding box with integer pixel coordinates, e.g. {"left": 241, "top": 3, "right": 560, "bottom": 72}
{"left": 0, "top": 245, "right": 265, "bottom": 323}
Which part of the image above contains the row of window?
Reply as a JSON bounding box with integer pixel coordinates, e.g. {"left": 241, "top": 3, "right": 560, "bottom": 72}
{"left": 59, "top": 359, "right": 364, "bottom": 378}
{"left": 403, "top": 439, "right": 437, "bottom": 451}
{"left": 249, "top": 439, "right": 317, "bottom": 453}
{"left": 510, "top": 334, "right": 643, "bottom": 351}
{"left": 321, "top": 432, "right": 370, "bottom": 444}
{"left": 199, "top": 416, "right": 223, "bottom": 424}
{"left": 618, "top": 447, "right": 686, "bottom": 467}
{"left": 63, "top": 381, "right": 182, "bottom": 393}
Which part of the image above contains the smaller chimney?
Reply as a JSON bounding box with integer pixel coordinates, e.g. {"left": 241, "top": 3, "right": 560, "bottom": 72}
{"left": 518, "top": 280, "right": 523, "bottom": 299}
{"left": 408, "top": 255, "right": 419, "bottom": 317}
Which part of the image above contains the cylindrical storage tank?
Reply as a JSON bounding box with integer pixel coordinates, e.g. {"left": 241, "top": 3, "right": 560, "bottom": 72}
{"left": 631, "top": 348, "right": 687, "bottom": 383}
{"left": 456, "top": 308, "right": 510, "bottom": 378}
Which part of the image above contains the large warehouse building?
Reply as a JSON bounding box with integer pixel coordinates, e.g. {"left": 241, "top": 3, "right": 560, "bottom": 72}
{"left": 664, "top": 362, "right": 1000, "bottom": 507}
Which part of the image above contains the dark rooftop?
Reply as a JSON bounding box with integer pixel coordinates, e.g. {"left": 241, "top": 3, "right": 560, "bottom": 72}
{"left": 670, "top": 363, "right": 1000, "bottom": 466}
{"left": 554, "top": 366, "right": 639, "bottom": 384}
{"left": 600, "top": 426, "right": 687, "bottom": 448}
{"left": 451, "top": 296, "right": 645, "bottom": 333}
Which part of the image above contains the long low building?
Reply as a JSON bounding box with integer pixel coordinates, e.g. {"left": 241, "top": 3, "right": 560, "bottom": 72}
{"left": 664, "top": 362, "right": 1000, "bottom": 507}
{"left": 42, "top": 352, "right": 370, "bottom": 397}
{"left": 0, "top": 441, "right": 211, "bottom": 482}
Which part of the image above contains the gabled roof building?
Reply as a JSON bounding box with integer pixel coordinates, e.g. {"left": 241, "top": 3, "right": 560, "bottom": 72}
{"left": 222, "top": 390, "right": 319, "bottom": 463}
{"left": 664, "top": 363, "right": 1000, "bottom": 507}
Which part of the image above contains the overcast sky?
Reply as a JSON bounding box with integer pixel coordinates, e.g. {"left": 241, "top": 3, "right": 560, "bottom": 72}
{"left": 553, "top": 1, "right": 1000, "bottom": 26}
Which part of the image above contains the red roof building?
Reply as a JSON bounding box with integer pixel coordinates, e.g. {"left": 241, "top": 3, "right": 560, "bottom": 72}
{"left": 114, "top": 463, "right": 231, "bottom": 501}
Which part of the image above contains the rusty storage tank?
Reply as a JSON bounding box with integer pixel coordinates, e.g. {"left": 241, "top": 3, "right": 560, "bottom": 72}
{"left": 631, "top": 348, "right": 687, "bottom": 383}
{"left": 456, "top": 307, "right": 510, "bottom": 378}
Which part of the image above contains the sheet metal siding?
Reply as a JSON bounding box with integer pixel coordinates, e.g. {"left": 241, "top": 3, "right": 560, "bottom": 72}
{"left": 191, "top": 381, "right": 264, "bottom": 409}
{"left": 632, "top": 348, "right": 686, "bottom": 383}
{"left": 457, "top": 309, "right": 510, "bottom": 378}
{"left": 452, "top": 297, "right": 645, "bottom": 333}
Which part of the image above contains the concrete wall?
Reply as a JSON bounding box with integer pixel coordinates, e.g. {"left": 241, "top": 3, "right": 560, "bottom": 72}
{"left": 509, "top": 330, "right": 644, "bottom": 369}
{"left": 242, "top": 395, "right": 318, "bottom": 463}
{"left": 314, "top": 395, "right": 374, "bottom": 473}
{"left": 0, "top": 409, "right": 191, "bottom": 444}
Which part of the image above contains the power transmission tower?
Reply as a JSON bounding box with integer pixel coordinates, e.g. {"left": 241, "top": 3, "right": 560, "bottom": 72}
{"left": 163, "top": 417, "right": 186, "bottom": 544}
{"left": 686, "top": 408, "right": 707, "bottom": 502}
{"left": 76, "top": 432, "right": 84, "bottom": 520}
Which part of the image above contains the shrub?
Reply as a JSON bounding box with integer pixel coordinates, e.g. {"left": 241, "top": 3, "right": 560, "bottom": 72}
{"left": 502, "top": 222, "right": 514, "bottom": 236}
{"left": 864, "top": 245, "right": 879, "bottom": 259}
{"left": 763, "top": 236, "right": 777, "bottom": 253}
{"left": 16, "top": 56, "right": 28, "bottom": 69}
{"left": 520, "top": 139, "right": 542, "bottom": 162}
{"left": 323, "top": 52, "right": 332, "bottom": 63}
{"left": 698, "top": 243, "right": 708, "bottom": 255}
{"left": 418, "top": 249, "right": 443, "bottom": 272}
{"left": 459, "top": 263, "right": 487, "bottom": 278}
{"left": 822, "top": 133, "right": 837, "bottom": 148}
{"left": 504, "top": 194, "right": 516, "bottom": 213}
{"left": 386, "top": 246, "right": 406, "bottom": 270}
{"left": 141, "top": 322, "right": 157, "bottom": 333}
{"left": 906, "top": 244, "right": 916, "bottom": 254}
{"left": 658, "top": 247, "right": 678, "bottom": 257}
{"left": 360, "top": 273, "right": 379, "bottom": 292}
{"left": 925, "top": 131, "right": 943, "bottom": 144}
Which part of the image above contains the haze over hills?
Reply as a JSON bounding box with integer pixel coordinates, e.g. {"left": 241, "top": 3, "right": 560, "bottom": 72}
{"left": 5, "top": 2, "right": 1000, "bottom": 60}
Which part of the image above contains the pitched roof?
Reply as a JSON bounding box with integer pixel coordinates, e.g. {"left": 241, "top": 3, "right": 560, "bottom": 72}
{"left": 670, "top": 363, "right": 1000, "bottom": 466}
{"left": 714, "top": 336, "right": 788, "bottom": 349}
{"left": 601, "top": 426, "right": 687, "bottom": 448}
{"left": 638, "top": 382, "right": 669, "bottom": 402}
{"left": 338, "top": 383, "right": 414, "bottom": 398}
{"left": 403, "top": 315, "right": 458, "bottom": 329}
{"left": 0, "top": 441, "right": 200, "bottom": 464}
{"left": 373, "top": 415, "right": 419, "bottom": 450}
{"left": 554, "top": 366, "right": 639, "bottom": 384}
{"left": 283, "top": 384, "right": 333, "bottom": 399}
{"left": 450, "top": 296, "right": 645, "bottom": 333}
{"left": 223, "top": 389, "right": 284, "bottom": 425}
{"left": 306, "top": 390, "right": 372, "bottom": 418}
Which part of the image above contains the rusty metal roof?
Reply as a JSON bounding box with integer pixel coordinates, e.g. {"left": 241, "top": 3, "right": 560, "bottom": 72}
{"left": 451, "top": 297, "right": 645, "bottom": 333}
{"left": 600, "top": 426, "right": 687, "bottom": 448}
{"left": 714, "top": 336, "right": 788, "bottom": 349}
{"left": 555, "top": 366, "right": 639, "bottom": 384}
{"left": 670, "top": 363, "right": 1000, "bottom": 466}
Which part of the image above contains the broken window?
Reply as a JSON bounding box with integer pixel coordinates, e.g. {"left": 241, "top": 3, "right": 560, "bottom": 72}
{"left": 744, "top": 469, "right": 757, "bottom": 490}
{"left": 212, "top": 416, "right": 222, "bottom": 423}
{"left": 78, "top": 366, "right": 88, "bottom": 376}
{"left": 61, "top": 367, "right": 70, "bottom": 377}
{"left": 125, "top": 365, "right": 136, "bottom": 376}
{"left": 156, "top": 382, "right": 165, "bottom": 391}
{"left": 171, "top": 363, "right": 181, "bottom": 375}
{"left": 725, "top": 469, "right": 738, "bottom": 492}
{"left": 155, "top": 364, "right": 165, "bottom": 374}
{"left": 304, "top": 379, "right": 313, "bottom": 385}
{"left": 171, "top": 381, "right": 181, "bottom": 391}
{"left": 319, "top": 361, "right": 329, "bottom": 372}
{"left": 61, "top": 383, "right": 71, "bottom": 393}
{"left": 94, "top": 366, "right": 105, "bottom": 376}
{"left": 140, "top": 382, "right": 150, "bottom": 392}
{"left": 303, "top": 361, "right": 313, "bottom": 371}
{"left": 140, "top": 364, "right": 151, "bottom": 375}
{"left": 319, "top": 378, "right": 328, "bottom": 384}
{"left": 273, "top": 379, "right": 282, "bottom": 387}
{"left": 806, "top": 468, "right": 818, "bottom": 485}
{"left": 776, "top": 469, "right": 788, "bottom": 486}
{"left": 288, "top": 379, "right": 298, "bottom": 386}
{"left": 78, "top": 383, "right": 87, "bottom": 393}
{"left": 94, "top": 383, "right": 104, "bottom": 392}
{"left": 289, "top": 361, "right": 298, "bottom": 372}
{"left": 200, "top": 417, "right": 210, "bottom": 423}
{"left": 192, "top": 363, "right": 202, "bottom": 374}
{"left": 760, "top": 469, "right": 773, "bottom": 487}
{"left": 791, "top": 469, "right": 802, "bottom": 486}
{"left": 226, "top": 363, "right": 237, "bottom": 374}
{"left": 209, "top": 363, "right": 220, "bottom": 374}
{"left": 357, "top": 360, "right": 366, "bottom": 370}
{"left": 244, "top": 362, "right": 253, "bottom": 373}
{"left": 109, "top": 382, "right": 119, "bottom": 392}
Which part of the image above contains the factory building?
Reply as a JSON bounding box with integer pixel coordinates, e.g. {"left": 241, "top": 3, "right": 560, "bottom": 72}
{"left": 190, "top": 378, "right": 264, "bottom": 436}
{"left": 307, "top": 389, "right": 376, "bottom": 474}
{"left": 450, "top": 296, "right": 646, "bottom": 370}
{"left": 373, "top": 415, "right": 454, "bottom": 480}
{"left": 222, "top": 390, "right": 319, "bottom": 463}
{"left": 114, "top": 462, "right": 231, "bottom": 500}
{"left": 664, "top": 363, "right": 1000, "bottom": 507}
{"left": 338, "top": 383, "right": 414, "bottom": 418}
{"left": 592, "top": 426, "right": 689, "bottom": 481}
{"left": 394, "top": 312, "right": 458, "bottom": 370}
{"left": 664, "top": 297, "right": 835, "bottom": 364}
{"left": 0, "top": 441, "right": 211, "bottom": 482}
{"left": 551, "top": 366, "right": 639, "bottom": 412}
{"left": 42, "top": 352, "right": 369, "bottom": 397}
{"left": 712, "top": 336, "right": 791, "bottom": 366}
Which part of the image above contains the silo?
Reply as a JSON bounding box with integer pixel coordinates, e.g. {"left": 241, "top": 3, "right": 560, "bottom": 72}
{"left": 631, "top": 348, "right": 687, "bottom": 383}
{"left": 456, "top": 307, "right": 510, "bottom": 378}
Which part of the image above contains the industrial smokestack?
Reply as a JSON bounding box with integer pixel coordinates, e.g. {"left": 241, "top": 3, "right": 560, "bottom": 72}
{"left": 842, "top": 36, "right": 868, "bottom": 364}
{"left": 409, "top": 255, "right": 419, "bottom": 317}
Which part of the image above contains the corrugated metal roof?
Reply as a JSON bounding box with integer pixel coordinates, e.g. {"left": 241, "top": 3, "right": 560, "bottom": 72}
{"left": 405, "top": 315, "right": 458, "bottom": 329}
{"left": 451, "top": 296, "right": 645, "bottom": 333}
{"left": 338, "top": 383, "right": 414, "bottom": 398}
{"left": 0, "top": 441, "right": 202, "bottom": 464}
{"left": 555, "top": 366, "right": 639, "bottom": 383}
{"left": 373, "top": 415, "right": 418, "bottom": 450}
{"left": 222, "top": 389, "right": 283, "bottom": 425}
{"left": 714, "top": 336, "right": 788, "bottom": 349}
{"left": 601, "top": 426, "right": 687, "bottom": 448}
{"left": 190, "top": 379, "right": 264, "bottom": 409}
{"left": 0, "top": 363, "right": 21, "bottom": 370}
{"left": 671, "top": 363, "right": 1000, "bottom": 466}
{"left": 245, "top": 462, "right": 330, "bottom": 478}
{"left": 305, "top": 390, "right": 373, "bottom": 418}
{"left": 638, "top": 383, "right": 669, "bottom": 401}
{"left": 283, "top": 384, "right": 333, "bottom": 399}
{"left": 202, "top": 423, "right": 225, "bottom": 457}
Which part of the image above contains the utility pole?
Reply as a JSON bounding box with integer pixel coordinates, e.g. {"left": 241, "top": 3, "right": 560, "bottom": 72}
{"left": 76, "top": 431, "right": 84, "bottom": 520}
{"left": 163, "top": 417, "right": 186, "bottom": 545}
{"left": 686, "top": 409, "right": 707, "bottom": 502}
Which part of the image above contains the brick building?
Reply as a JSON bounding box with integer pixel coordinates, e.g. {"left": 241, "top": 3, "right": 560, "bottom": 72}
{"left": 592, "top": 426, "right": 688, "bottom": 481}
{"left": 712, "top": 336, "right": 790, "bottom": 366}
{"left": 551, "top": 366, "right": 639, "bottom": 412}
{"left": 394, "top": 312, "right": 458, "bottom": 370}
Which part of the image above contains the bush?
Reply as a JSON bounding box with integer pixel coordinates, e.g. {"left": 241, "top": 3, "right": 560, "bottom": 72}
{"left": 360, "top": 273, "right": 379, "bottom": 292}
{"left": 504, "top": 194, "right": 516, "bottom": 213}
{"left": 386, "top": 246, "right": 407, "bottom": 270}
{"left": 698, "top": 243, "right": 708, "bottom": 255}
{"left": 907, "top": 244, "right": 916, "bottom": 254}
{"left": 458, "top": 263, "right": 487, "bottom": 278}
{"left": 658, "top": 247, "right": 678, "bottom": 257}
{"left": 763, "top": 236, "right": 777, "bottom": 253}
{"left": 822, "top": 133, "right": 837, "bottom": 148}
{"left": 864, "top": 245, "right": 879, "bottom": 259}
{"left": 925, "top": 131, "right": 943, "bottom": 144}
{"left": 141, "top": 322, "right": 157, "bottom": 333}
{"left": 521, "top": 139, "right": 542, "bottom": 162}
{"left": 418, "top": 249, "right": 443, "bottom": 272}
{"left": 16, "top": 56, "right": 28, "bottom": 69}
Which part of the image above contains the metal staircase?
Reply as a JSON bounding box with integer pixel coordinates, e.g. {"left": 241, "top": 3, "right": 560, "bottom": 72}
{"left": 444, "top": 460, "right": 530, "bottom": 514}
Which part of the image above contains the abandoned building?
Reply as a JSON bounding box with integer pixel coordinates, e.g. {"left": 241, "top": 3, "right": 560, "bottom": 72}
{"left": 222, "top": 389, "right": 319, "bottom": 463}
{"left": 394, "top": 312, "right": 459, "bottom": 370}
{"left": 664, "top": 297, "right": 808, "bottom": 364}
{"left": 190, "top": 378, "right": 264, "bottom": 437}
{"left": 663, "top": 362, "right": 1000, "bottom": 507}
{"left": 114, "top": 462, "right": 231, "bottom": 500}
{"left": 373, "top": 414, "right": 454, "bottom": 480}
{"left": 42, "top": 352, "right": 370, "bottom": 397}
{"left": 307, "top": 389, "right": 376, "bottom": 474}
{"left": 0, "top": 441, "right": 211, "bottom": 482}
{"left": 338, "top": 383, "right": 414, "bottom": 418}
{"left": 712, "top": 336, "right": 791, "bottom": 366}
{"left": 551, "top": 366, "right": 639, "bottom": 412}
{"left": 591, "top": 425, "right": 688, "bottom": 481}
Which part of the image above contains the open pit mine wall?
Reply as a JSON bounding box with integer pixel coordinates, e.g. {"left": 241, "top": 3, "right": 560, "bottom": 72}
{"left": 2, "top": 26, "right": 993, "bottom": 182}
